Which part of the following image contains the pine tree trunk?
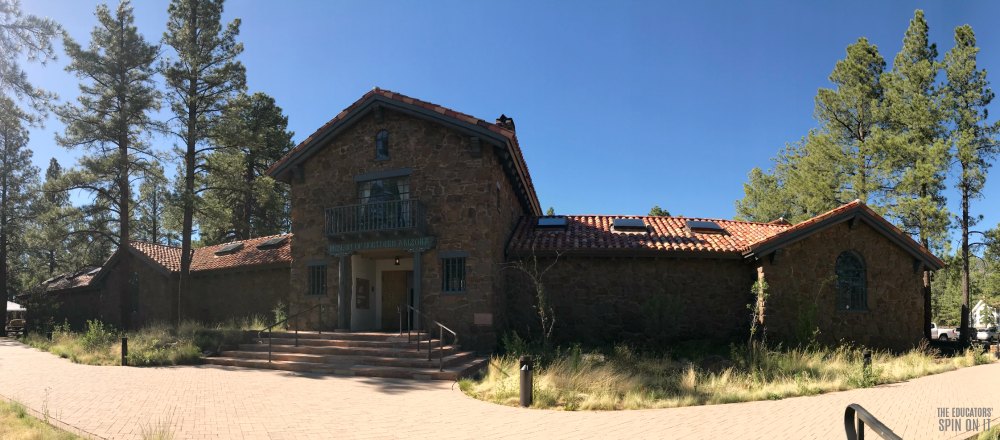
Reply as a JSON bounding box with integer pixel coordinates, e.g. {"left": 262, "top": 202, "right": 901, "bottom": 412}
{"left": 920, "top": 183, "right": 932, "bottom": 341}
{"left": 240, "top": 153, "right": 255, "bottom": 239}
{"left": 0, "top": 145, "right": 8, "bottom": 337}
{"left": 118, "top": 121, "right": 132, "bottom": 330}
{"left": 177, "top": 1, "right": 199, "bottom": 327}
{"left": 179, "top": 126, "right": 195, "bottom": 327}
{"left": 960, "top": 171, "right": 971, "bottom": 345}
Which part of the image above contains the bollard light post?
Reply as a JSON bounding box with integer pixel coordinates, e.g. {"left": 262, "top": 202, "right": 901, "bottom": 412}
{"left": 863, "top": 350, "right": 872, "bottom": 370}
{"left": 121, "top": 337, "right": 128, "bottom": 366}
{"left": 520, "top": 355, "right": 533, "bottom": 407}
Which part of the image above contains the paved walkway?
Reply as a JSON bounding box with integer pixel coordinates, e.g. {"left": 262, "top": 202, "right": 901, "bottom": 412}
{"left": 0, "top": 338, "right": 998, "bottom": 440}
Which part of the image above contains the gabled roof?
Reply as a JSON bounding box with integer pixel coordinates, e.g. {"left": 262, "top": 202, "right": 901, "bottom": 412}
{"left": 743, "top": 200, "right": 945, "bottom": 270}
{"left": 508, "top": 215, "right": 790, "bottom": 258}
{"left": 41, "top": 266, "right": 102, "bottom": 293}
{"left": 508, "top": 201, "right": 945, "bottom": 270}
{"left": 44, "top": 235, "right": 293, "bottom": 294}
{"left": 266, "top": 87, "right": 541, "bottom": 215}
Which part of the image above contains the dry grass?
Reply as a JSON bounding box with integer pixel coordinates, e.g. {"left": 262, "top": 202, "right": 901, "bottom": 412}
{"left": 974, "top": 423, "right": 1000, "bottom": 440}
{"left": 0, "top": 400, "right": 80, "bottom": 440}
{"left": 20, "top": 317, "right": 261, "bottom": 367}
{"left": 461, "top": 343, "right": 996, "bottom": 410}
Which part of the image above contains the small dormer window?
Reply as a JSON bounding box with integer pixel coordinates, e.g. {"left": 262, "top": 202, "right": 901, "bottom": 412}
{"left": 375, "top": 129, "right": 389, "bottom": 160}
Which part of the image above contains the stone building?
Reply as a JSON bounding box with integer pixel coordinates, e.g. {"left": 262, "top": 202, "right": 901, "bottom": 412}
{"left": 43, "top": 235, "right": 291, "bottom": 329}
{"left": 506, "top": 200, "right": 944, "bottom": 350}
{"left": 264, "top": 88, "right": 943, "bottom": 351}
{"left": 44, "top": 88, "right": 944, "bottom": 352}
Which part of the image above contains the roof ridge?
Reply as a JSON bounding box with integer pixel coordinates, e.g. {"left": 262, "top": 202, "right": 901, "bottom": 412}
{"left": 199, "top": 233, "right": 291, "bottom": 249}
{"left": 131, "top": 240, "right": 182, "bottom": 250}
{"left": 528, "top": 214, "right": 792, "bottom": 227}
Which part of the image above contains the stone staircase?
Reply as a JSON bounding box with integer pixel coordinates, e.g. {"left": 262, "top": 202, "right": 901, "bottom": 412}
{"left": 204, "top": 331, "right": 487, "bottom": 381}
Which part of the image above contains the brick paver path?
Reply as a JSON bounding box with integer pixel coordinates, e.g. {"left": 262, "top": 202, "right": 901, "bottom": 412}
{"left": 1, "top": 339, "right": 998, "bottom": 439}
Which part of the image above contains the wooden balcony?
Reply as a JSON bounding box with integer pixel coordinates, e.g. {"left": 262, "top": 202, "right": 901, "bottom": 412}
{"left": 325, "top": 199, "right": 425, "bottom": 240}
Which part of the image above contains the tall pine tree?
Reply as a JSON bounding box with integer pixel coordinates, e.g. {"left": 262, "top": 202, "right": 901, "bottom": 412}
{"left": 201, "top": 92, "right": 292, "bottom": 244}
{"left": 24, "top": 158, "right": 77, "bottom": 285}
{"left": 881, "top": 10, "right": 950, "bottom": 339}
{"left": 56, "top": 0, "right": 159, "bottom": 329}
{"left": 162, "top": 0, "right": 245, "bottom": 324}
{"left": 0, "top": 97, "right": 39, "bottom": 334}
{"left": 943, "top": 24, "right": 998, "bottom": 343}
{"left": 0, "top": 0, "right": 61, "bottom": 123}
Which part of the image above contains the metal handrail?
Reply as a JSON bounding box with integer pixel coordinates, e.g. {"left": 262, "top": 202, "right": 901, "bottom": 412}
{"left": 845, "top": 404, "right": 901, "bottom": 440}
{"left": 258, "top": 303, "right": 326, "bottom": 363}
{"left": 400, "top": 304, "right": 458, "bottom": 371}
{"left": 325, "top": 199, "right": 423, "bottom": 236}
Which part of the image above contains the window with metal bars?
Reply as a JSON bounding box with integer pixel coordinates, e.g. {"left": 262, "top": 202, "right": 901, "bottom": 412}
{"left": 441, "top": 257, "right": 467, "bottom": 293}
{"left": 836, "top": 251, "right": 867, "bottom": 311}
{"left": 307, "top": 264, "right": 328, "bottom": 296}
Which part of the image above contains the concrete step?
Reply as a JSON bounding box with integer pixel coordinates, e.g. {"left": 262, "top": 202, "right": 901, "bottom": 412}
{"left": 237, "top": 343, "right": 461, "bottom": 359}
{"left": 204, "top": 355, "right": 488, "bottom": 381}
{"left": 261, "top": 331, "right": 426, "bottom": 342}
{"left": 218, "top": 350, "right": 477, "bottom": 369}
{"left": 255, "top": 337, "right": 442, "bottom": 349}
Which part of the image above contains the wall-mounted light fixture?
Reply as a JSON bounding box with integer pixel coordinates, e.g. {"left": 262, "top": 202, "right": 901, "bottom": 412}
{"left": 394, "top": 256, "right": 400, "bottom": 266}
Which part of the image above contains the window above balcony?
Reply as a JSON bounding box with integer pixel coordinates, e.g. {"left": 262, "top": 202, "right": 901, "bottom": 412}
{"left": 358, "top": 177, "right": 410, "bottom": 204}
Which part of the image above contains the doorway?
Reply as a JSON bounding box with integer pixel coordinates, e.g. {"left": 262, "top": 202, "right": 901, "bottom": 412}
{"left": 381, "top": 270, "right": 412, "bottom": 331}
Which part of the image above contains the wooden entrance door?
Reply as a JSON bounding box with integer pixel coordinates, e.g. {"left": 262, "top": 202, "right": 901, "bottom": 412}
{"left": 382, "top": 271, "right": 410, "bottom": 330}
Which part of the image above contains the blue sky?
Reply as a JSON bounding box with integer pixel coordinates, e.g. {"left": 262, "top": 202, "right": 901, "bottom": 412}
{"left": 19, "top": 1, "right": 1000, "bottom": 249}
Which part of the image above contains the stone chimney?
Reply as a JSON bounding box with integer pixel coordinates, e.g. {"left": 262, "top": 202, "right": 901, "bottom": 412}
{"left": 495, "top": 114, "right": 515, "bottom": 132}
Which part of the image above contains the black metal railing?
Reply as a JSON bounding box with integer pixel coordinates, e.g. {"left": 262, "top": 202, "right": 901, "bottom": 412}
{"left": 258, "top": 303, "right": 326, "bottom": 363}
{"left": 845, "top": 404, "right": 901, "bottom": 440}
{"left": 399, "top": 304, "right": 458, "bottom": 372}
{"left": 326, "top": 199, "right": 423, "bottom": 236}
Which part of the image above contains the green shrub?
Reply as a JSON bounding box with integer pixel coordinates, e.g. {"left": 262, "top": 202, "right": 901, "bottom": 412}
{"left": 80, "top": 320, "right": 117, "bottom": 351}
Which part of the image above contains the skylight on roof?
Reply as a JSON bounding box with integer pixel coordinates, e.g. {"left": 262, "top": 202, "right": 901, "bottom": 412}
{"left": 215, "top": 242, "right": 244, "bottom": 256}
{"left": 686, "top": 220, "right": 726, "bottom": 234}
{"left": 256, "top": 236, "right": 288, "bottom": 249}
{"left": 537, "top": 217, "right": 568, "bottom": 228}
{"left": 612, "top": 218, "right": 647, "bottom": 232}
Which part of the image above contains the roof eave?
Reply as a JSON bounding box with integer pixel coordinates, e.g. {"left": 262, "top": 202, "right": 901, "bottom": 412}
{"left": 744, "top": 208, "right": 945, "bottom": 271}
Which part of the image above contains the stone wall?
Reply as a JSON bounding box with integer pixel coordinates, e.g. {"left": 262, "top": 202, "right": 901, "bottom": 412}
{"left": 49, "top": 288, "right": 104, "bottom": 330}
{"left": 757, "top": 221, "right": 924, "bottom": 351}
{"left": 47, "top": 258, "right": 289, "bottom": 330}
{"left": 505, "top": 255, "right": 757, "bottom": 347}
{"left": 187, "top": 266, "right": 290, "bottom": 324}
{"left": 288, "top": 108, "right": 525, "bottom": 351}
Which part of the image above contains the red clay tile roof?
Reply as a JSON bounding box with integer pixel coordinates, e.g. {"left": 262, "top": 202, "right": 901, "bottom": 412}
{"left": 508, "top": 215, "right": 791, "bottom": 256}
{"left": 131, "top": 241, "right": 183, "bottom": 272}
{"left": 266, "top": 87, "right": 541, "bottom": 214}
{"left": 131, "top": 234, "right": 292, "bottom": 273}
{"left": 509, "top": 200, "right": 944, "bottom": 268}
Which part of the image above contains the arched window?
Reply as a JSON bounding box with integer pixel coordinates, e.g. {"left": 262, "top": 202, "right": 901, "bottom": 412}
{"left": 836, "top": 251, "right": 867, "bottom": 311}
{"left": 375, "top": 130, "right": 389, "bottom": 160}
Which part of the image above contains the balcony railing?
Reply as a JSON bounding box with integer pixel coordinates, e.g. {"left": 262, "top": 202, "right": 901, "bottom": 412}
{"left": 325, "top": 199, "right": 424, "bottom": 237}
